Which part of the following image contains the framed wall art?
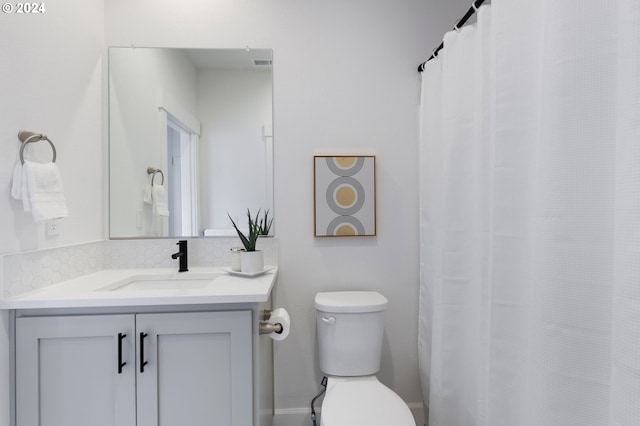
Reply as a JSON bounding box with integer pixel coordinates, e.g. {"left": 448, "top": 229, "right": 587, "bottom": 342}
{"left": 314, "top": 155, "right": 376, "bottom": 237}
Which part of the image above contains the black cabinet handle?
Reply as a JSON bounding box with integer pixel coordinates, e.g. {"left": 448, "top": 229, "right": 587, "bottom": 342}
{"left": 117, "top": 333, "right": 127, "bottom": 374}
{"left": 139, "top": 332, "right": 149, "bottom": 373}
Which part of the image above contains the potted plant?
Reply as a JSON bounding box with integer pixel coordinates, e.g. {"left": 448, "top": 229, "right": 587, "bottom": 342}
{"left": 258, "top": 209, "right": 273, "bottom": 236}
{"left": 228, "top": 209, "right": 264, "bottom": 273}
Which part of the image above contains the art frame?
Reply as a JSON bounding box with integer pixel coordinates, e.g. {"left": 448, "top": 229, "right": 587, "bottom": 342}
{"left": 314, "top": 155, "right": 376, "bottom": 237}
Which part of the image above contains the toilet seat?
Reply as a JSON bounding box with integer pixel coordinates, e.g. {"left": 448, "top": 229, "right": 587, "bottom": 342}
{"left": 320, "top": 376, "right": 415, "bottom": 426}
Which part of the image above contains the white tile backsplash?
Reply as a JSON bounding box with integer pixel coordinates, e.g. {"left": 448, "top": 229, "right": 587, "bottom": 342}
{"left": 2, "top": 237, "right": 278, "bottom": 299}
{"left": 1, "top": 241, "right": 105, "bottom": 297}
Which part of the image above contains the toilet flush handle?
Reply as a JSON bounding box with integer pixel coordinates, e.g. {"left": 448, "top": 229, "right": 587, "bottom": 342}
{"left": 321, "top": 316, "right": 336, "bottom": 325}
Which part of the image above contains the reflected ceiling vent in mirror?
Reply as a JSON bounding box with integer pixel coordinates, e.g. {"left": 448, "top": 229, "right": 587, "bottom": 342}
{"left": 254, "top": 59, "right": 272, "bottom": 67}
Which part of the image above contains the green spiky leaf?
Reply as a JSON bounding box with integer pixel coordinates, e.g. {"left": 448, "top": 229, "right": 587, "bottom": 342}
{"left": 258, "top": 209, "right": 273, "bottom": 236}
{"left": 228, "top": 209, "right": 262, "bottom": 251}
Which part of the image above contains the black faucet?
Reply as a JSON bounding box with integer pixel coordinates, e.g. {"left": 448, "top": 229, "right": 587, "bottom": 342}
{"left": 171, "top": 240, "right": 188, "bottom": 272}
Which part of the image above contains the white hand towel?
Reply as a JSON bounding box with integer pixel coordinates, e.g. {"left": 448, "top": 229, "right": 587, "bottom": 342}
{"left": 11, "top": 162, "right": 22, "bottom": 200}
{"left": 143, "top": 183, "right": 153, "bottom": 205}
{"left": 142, "top": 183, "right": 169, "bottom": 216}
{"left": 21, "top": 164, "right": 31, "bottom": 212}
{"left": 23, "top": 160, "right": 69, "bottom": 222}
{"left": 152, "top": 185, "right": 169, "bottom": 217}
{"left": 11, "top": 162, "right": 32, "bottom": 212}
{"left": 11, "top": 162, "right": 31, "bottom": 211}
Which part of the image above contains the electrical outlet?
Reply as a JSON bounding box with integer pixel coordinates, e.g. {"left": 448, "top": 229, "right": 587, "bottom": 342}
{"left": 45, "top": 219, "right": 60, "bottom": 238}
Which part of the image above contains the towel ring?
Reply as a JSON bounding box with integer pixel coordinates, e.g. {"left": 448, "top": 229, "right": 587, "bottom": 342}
{"left": 147, "top": 167, "right": 165, "bottom": 186}
{"left": 18, "top": 130, "right": 57, "bottom": 165}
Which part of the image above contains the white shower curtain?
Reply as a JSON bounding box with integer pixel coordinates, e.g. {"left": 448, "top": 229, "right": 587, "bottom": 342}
{"left": 419, "top": 1, "right": 640, "bottom": 425}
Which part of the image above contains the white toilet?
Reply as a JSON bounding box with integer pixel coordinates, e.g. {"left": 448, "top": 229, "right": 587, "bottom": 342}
{"left": 314, "top": 291, "right": 415, "bottom": 426}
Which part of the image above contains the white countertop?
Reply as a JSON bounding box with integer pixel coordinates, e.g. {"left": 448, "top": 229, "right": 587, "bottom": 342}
{"left": 0, "top": 266, "right": 278, "bottom": 310}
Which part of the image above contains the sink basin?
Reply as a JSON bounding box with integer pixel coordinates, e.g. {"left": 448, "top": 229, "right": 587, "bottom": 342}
{"left": 97, "top": 273, "right": 220, "bottom": 292}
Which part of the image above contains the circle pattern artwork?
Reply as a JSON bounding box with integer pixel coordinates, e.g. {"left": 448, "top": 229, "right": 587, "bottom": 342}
{"left": 336, "top": 185, "right": 356, "bottom": 208}
{"left": 325, "top": 177, "right": 365, "bottom": 216}
{"left": 325, "top": 156, "right": 365, "bottom": 177}
{"left": 326, "top": 216, "right": 366, "bottom": 236}
{"left": 315, "top": 156, "right": 375, "bottom": 237}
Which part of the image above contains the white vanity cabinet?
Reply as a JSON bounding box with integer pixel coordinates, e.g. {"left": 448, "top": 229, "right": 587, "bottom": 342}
{"left": 16, "top": 314, "right": 137, "bottom": 426}
{"left": 15, "top": 309, "right": 256, "bottom": 426}
{"left": 136, "top": 311, "right": 252, "bottom": 426}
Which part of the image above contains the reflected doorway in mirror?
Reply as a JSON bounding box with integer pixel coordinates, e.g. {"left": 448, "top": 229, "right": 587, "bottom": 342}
{"left": 166, "top": 114, "right": 199, "bottom": 236}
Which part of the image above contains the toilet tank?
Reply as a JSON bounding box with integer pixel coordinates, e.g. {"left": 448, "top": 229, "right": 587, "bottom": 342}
{"left": 314, "top": 291, "right": 388, "bottom": 376}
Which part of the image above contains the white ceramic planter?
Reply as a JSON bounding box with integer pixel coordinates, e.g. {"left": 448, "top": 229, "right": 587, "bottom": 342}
{"left": 229, "top": 247, "right": 244, "bottom": 271}
{"left": 240, "top": 250, "right": 264, "bottom": 274}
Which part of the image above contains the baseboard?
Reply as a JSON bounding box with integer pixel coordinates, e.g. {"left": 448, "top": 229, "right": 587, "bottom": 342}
{"left": 273, "top": 403, "right": 425, "bottom": 426}
{"left": 273, "top": 408, "right": 311, "bottom": 426}
{"left": 407, "top": 402, "right": 427, "bottom": 426}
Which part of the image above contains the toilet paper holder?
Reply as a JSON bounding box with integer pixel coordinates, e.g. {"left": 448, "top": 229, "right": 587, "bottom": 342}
{"left": 259, "top": 309, "right": 283, "bottom": 335}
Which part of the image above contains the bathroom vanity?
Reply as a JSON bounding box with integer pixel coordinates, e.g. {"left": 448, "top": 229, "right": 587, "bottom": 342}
{"left": 2, "top": 267, "right": 278, "bottom": 426}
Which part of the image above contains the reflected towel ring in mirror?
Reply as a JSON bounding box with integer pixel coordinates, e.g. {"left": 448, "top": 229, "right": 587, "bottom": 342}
{"left": 146, "top": 167, "right": 165, "bottom": 186}
{"left": 18, "top": 130, "right": 57, "bottom": 164}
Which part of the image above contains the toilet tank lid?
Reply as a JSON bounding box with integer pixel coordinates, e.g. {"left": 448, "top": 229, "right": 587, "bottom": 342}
{"left": 314, "top": 291, "right": 388, "bottom": 313}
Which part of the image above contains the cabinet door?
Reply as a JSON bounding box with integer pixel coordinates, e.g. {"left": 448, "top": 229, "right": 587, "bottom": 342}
{"left": 16, "top": 315, "right": 136, "bottom": 426}
{"left": 136, "top": 311, "right": 253, "bottom": 426}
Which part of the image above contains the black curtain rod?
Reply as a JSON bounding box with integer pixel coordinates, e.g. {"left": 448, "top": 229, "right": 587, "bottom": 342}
{"left": 417, "top": 0, "right": 486, "bottom": 72}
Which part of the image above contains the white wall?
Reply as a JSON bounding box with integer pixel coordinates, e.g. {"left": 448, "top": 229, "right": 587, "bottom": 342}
{"left": 105, "top": 0, "right": 469, "bottom": 417}
{"left": 0, "top": 1, "right": 104, "bottom": 255}
{"left": 198, "top": 69, "right": 272, "bottom": 230}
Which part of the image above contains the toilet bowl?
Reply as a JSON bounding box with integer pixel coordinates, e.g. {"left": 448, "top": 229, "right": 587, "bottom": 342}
{"left": 314, "top": 291, "right": 415, "bottom": 426}
{"left": 320, "top": 376, "right": 415, "bottom": 426}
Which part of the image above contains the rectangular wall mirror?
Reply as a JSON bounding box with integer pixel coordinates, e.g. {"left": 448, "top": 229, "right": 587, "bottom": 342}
{"left": 108, "top": 47, "right": 274, "bottom": 239}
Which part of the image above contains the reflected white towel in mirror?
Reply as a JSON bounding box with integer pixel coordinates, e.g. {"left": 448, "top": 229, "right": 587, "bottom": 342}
{"left": 143, "top": 184, "right": 169, "bottom": 217}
